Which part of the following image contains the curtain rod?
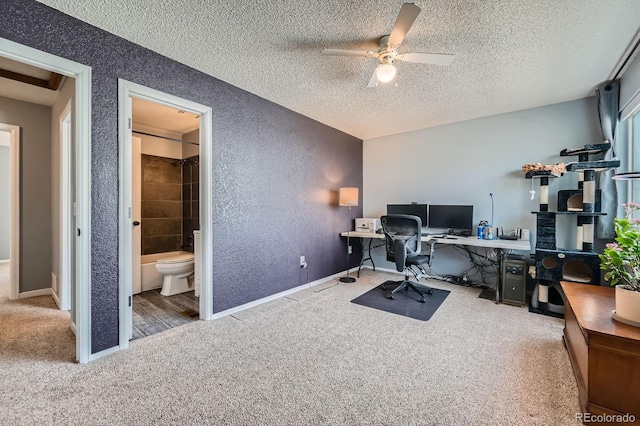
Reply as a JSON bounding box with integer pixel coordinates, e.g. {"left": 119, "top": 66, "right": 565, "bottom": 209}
{"left": 606, "top": 35, "right": 640, "bottom": 89}
{"left": 133, "top": 130, "right": 199, "bottom": 146}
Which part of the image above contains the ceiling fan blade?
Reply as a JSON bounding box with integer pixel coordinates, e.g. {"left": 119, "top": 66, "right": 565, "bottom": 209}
{"left": 321, "top": 49, "right": 377, "bottom": 58}
{"left": 396, "top": 52, "right": 455, "bottom": 66}
{"left": 367, "top": 66, "right": 379, "bottom": 88}
{"left": 387, "top": 3, "right": 421, "bottom": 49}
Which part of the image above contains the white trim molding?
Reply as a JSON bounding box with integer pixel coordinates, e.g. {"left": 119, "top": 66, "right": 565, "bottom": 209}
{"left": 0, "top": 124, "right": 20, "bottom": 301}
{"left": 0, "top": 38, "right": 93, "bottom": 364}
{"left": 59, "top": 100, "right": 73, "bottom": 311}
{"left": 118, "top": 79, "right": 214, "bottom": 350}
{"left": 19, "top": 288, "right": 52, "bottom": 299}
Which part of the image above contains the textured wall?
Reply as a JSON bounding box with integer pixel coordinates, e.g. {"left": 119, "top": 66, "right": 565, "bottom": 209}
{"left": 0, "top": 96, "right": 52, "bottom": 293}
{"left": 1, "top": 1, "right": 363, "bottom": 353}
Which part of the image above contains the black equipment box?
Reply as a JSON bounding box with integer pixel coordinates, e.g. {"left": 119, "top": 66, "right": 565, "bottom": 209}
{"left": 501, "top": 258, "right": 527, "bottom": 306}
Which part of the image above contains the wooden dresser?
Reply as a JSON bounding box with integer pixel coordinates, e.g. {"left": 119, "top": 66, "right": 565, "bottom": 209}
{"left": 561, "top": 282, "right": 640, "bottom": 423}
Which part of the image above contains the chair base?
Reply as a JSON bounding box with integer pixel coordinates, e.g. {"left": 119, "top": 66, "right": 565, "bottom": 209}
{"left": 382, "top": 279, "right": 433, "bottom": 303}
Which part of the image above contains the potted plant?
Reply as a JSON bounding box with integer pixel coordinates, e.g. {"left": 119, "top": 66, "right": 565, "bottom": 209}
{"left": 599, "top": 202, "right": 640, "bottom": 326}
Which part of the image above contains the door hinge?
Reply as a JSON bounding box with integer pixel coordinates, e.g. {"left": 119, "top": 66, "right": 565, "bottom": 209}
{"left": 128, "top": 206, "right": 131, "bottom": 219}
{"left": 128, "top": 118, "right": 132, "bottom": 130}
{"left": 128, "top": 296, "right": 132, "bottom": 307}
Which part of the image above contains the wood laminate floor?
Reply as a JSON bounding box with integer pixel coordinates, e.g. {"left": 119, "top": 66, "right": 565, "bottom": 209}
{"left": 132, "top": 289, "right": 199, "bottom": 340}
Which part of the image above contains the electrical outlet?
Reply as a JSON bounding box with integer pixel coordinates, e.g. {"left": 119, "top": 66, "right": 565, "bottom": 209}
{"left": 300, "top": 255, "right": 307, "bottom": 268}
{"left": 348, "top": 245, "right": 353, "bottom": 255}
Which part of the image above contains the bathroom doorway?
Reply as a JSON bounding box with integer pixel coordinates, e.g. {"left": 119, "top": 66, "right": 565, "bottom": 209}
{"left": 118, "top": 80, "right": 213, "bottom": 348}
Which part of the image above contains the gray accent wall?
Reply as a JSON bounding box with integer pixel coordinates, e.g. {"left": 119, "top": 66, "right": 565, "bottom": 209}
{"left": 1, "top": 1, "right": 363, "bottom": 354}
{"left": 363, "top": 98, "right": 601, "bottom": 285}
{"left": 0, "top": 96, "right": 52, "bottom": 293}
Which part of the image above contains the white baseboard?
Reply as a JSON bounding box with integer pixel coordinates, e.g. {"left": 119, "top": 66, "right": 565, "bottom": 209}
{"left": 89, "top": 345, "right": 122, "bottom": 362}
{"left": 19, "top": 288, "right": 52, "bottom": 299}
{"left": 361, "top": 265, "right": 401, "bottom": 275}
{"left": 69, "top": 322, "right": 77, "bottom": 336}
{"left": 51, "top": 288, "right": 61, "bottom": 308}
{"left": 210, "top": 267, "right": 360, "bottom": 321}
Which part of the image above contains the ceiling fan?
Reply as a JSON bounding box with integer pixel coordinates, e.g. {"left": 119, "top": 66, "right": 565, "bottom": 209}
{"left": 321, "top": 3, "right": 455, "bottom": 87}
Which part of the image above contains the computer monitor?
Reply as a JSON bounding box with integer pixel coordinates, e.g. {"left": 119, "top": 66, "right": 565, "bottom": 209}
{"left": 386, "top": 204, "right": 428, "bottom": 226}
{"left": 428, "top": 205, "right": 473, "bottom": 232}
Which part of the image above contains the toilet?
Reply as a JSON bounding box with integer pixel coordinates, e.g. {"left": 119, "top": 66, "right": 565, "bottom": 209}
{"left": 155, "top": 253, "right": 195, "bottom": 296}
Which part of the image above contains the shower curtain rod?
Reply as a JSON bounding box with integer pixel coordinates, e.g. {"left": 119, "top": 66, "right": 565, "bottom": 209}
{"left": 133, "top": 130, "right": 199, "bottom": 146}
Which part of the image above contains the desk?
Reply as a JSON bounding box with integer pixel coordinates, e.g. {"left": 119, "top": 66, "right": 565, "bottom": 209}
{"left": 340, "top": 231, "right": 531, "bottom": 302}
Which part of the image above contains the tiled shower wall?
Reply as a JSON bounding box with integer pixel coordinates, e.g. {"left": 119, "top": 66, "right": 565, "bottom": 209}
{"left": 182, "top": 156, "right": 199, "bottom": 253}
{"left": 141, "top": 155, "right": 182, "bottom": 254}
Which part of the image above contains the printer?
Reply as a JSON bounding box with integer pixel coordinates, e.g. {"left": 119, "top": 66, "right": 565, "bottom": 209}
{"left": 355, "top": 218, "right": 381, "bottom": 233}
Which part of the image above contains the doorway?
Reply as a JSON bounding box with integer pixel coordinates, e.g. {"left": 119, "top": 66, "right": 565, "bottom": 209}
{"left": 0, "top": 38, "right": 92, "bottom": 363}
{"left": 118, "top": 80, "right": 213, "bottom": 349}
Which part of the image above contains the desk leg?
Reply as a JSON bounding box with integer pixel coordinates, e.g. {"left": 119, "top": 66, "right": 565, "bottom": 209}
{"left": 358, "top": 238, "right": 376, "bottom": 278}
{"left": 496, "top": 249, "right": 502, "bottom": 304}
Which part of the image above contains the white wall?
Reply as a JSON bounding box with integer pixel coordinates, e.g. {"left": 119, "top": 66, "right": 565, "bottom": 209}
{"left": 363, "top": 97, "right": 602, "bottom": 281}
{"left": 620, "top": 50, "right": 640, "bottom": 119}
{"left": 133, "top": 128, "right": 184, "bottom": 159}
{"left": 0, "top": 132, "right": 10, "bottom": 260}
{"left": 182, "top": 128, "right": 199, "bottom": 158}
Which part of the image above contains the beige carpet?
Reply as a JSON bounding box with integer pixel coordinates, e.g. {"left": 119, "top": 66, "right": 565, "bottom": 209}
{"left": 0, "top": 268, "right": 579, "bottom": 425}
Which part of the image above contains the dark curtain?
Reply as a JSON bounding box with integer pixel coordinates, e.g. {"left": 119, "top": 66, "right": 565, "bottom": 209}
{"left": 596, "top": 81, "right": 620, "bottom": 239}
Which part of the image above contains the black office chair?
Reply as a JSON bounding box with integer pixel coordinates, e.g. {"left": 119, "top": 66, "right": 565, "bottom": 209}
{"left": 380, "top": 214, "right": 435, "bottom": 303}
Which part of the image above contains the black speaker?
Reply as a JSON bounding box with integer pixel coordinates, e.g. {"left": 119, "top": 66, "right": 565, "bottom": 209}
{"left": 501, "top": 258, "right": 526, "bottom": 306}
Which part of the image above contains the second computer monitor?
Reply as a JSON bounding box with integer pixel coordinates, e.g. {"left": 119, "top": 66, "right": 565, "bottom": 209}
{"left": 386, "top": 204, "right": 428, "bottom": 227}
{"left": 428, "top": 205, "right": 473, "bottom": 233}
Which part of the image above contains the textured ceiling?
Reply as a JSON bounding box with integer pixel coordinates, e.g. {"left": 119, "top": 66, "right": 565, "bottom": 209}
{"left": 37, "top": 0, "right": 640, "bottom": 139}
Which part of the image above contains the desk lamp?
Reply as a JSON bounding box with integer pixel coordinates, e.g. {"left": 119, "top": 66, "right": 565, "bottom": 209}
{"left": 339, "top": 187, "right": 359, "bottom": 283}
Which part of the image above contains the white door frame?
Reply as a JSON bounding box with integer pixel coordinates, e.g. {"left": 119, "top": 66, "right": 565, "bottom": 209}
{"left": 0, "top": 124, "right": 20, "bottom": 301}
{"left": 0, "top": 38, "right": 93, "bottom": 364}
{"left": 58, "top": 101, "right": 73, "bottom": 311}
{"left": 118, "top": 79, "right": 213, "bottom": 350}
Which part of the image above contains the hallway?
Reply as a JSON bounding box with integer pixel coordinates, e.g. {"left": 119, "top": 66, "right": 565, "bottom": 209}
{"left": 0, "top": 262, "right": 75, "bottom": 364}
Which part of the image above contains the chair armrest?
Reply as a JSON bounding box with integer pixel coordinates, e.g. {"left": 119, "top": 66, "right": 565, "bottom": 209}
{"left": 426, "top": 239, "right": 437, "bottom": 267}
{"left": 392, "top": 238, "right": 408, "bottom": 272}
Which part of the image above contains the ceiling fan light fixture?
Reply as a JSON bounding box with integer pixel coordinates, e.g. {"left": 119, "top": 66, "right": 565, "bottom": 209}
{"left": 376, "top": 61, "right": 397, "bottom": 83}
